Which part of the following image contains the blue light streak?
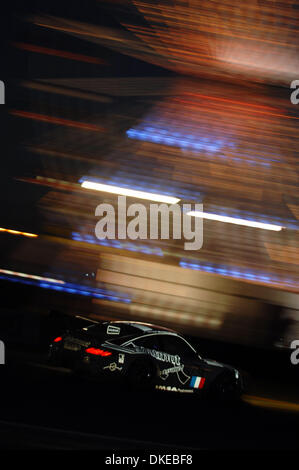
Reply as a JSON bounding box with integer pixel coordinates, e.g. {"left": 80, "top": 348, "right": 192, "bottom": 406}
{"left": 126, "top": 125, "right": 280, "bottom": 168}
{"left": 0, "top": 274, "right": 131, "bottom": 303}
{"left": 72, "top": 232, "right": 164, "bottom": 257}
{"left": 179, "top": 260, "right": 298, "bottom": 289}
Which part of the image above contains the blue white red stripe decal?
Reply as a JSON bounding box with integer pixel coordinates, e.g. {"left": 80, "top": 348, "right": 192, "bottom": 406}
{"left": 190, "top": 376, "right": 205, "bottom": 389}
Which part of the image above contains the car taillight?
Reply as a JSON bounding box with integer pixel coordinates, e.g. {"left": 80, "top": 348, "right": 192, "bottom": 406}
{"left": 85, "top": 347, "right": 112, "bottom": 356}
{"left": 53, "top": 336, "right": 62, "bottom": 343}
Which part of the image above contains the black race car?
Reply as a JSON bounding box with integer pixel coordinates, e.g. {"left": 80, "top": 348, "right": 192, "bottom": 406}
{"left": 49, "top": 320, "right": 244, "bottom": 400}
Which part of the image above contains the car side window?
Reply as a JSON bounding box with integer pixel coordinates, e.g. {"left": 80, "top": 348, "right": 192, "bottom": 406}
{"left": 130, "top": 335, "right": 162, "bottom": 351}
{"left": 123, "top": 341, "right": 135, "bottom": 349}
{"left": 159, "top": 335, "right": 197, "bottom": 360}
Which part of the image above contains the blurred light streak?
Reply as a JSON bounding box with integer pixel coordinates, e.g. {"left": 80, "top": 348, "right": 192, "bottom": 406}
{"left": 84, "top": 175, "right": 200, "bottom": 202}
{"left": 288, "top": 204, "right": 299, "bottom": 221}
{"left": 80, "top": 179, "right": 180, "bottom": 204}
{"left": 27, "top": 146, "right": 111, "bottom": 165}
{"left": 187, "top": 211, "right": 284, "bottom": 231}
{"left": 128, "top": 0, "right": 299, "bottom": 84}
{"left": 183, "top": 93, "right": 283, "bottom": 114}
{"left": 126, "top": 127, "right": 224, "bottom": 153}
{"left": 18, "top": 176, "right": 81, "bottom": 192}
{"left": 179, "top": 260, "right": 298, "bottom": 290}
{"left": 38, "top": 282, "right": 130, "bottom": 302}
{"left": 126, "top": 125, "right": 276, "bottom": 168}
{"left": 22, "top": 82, "right": 112, "bottom": 103}
{"left": 31, "top": 6, "right": 299, "bottom": 85}
{"left": 17, "top": 175, "right": 297, "bottom": 232}
{"left": 242, "top": 395, "right": 299, "bottom": 413}
{"left": 10, "top": 110, "right": 106, "bottom": 132}
{"left": 0, "top": 227, "right": 38, "bottom": 238}
{"left": 175, "top": 97, "right": 297, "bottom": 121}
{"left": 264, "top": 243, "right": 299, "bottom": 266}
{"left": 13, "top": 42, "right": 107, "bottom": 64}
{"left": 130, "top": 1, "right": 297, "bottom": 47}
{"left": 33, "top": 20, "right": 108, "bottom": 40}
{"left": 204, "top": 207, "right": 297, "bottom": 230}
{"left": 71, "top": 232, "right": 164, "bottom": 257}
{"left": 128, "top": 303, "right": 222, "bottom": 329}
{"left": 0, "top": 271, "right": 131, "bottom": 303}
{"left": 0, "top": 269, "right": 65, "bottom": 284}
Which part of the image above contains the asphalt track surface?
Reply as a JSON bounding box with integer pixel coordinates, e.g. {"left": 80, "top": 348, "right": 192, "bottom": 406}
{"left": 0, "top": 351, "right": 298, "bottom": 450}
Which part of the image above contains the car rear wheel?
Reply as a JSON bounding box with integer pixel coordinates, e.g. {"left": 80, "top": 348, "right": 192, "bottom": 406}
{"left": 126, "top": 359, "right": 157, "bottom": 391}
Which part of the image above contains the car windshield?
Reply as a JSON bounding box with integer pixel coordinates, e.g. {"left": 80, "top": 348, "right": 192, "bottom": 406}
{"left": 106, "top": 334, "right": 137, "bottom": 345}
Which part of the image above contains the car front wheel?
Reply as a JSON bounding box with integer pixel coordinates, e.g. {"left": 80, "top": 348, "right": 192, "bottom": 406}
{"left": 210, "top": 372, "right": 241, "bottom": 401}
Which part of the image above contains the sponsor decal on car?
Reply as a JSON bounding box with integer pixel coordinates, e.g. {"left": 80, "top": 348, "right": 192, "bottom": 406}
{"left": 155, "top": 385, "right": 193, "bottom": 394}
{"left": 160, "top": 365, "right": 190, "bottom": 385}
{"left": 190, "top": 376, "right": 205, "bottom": 389}
{"left": 107, "top": 325, "right": 121, "bottom": 335}
{"left": 118, "top": 353, "right": 125, "bottom": 364}
{"left": 135, "top": 345, "right": 180, "bottom": 366}
{"left": 103, "top": 362, "right": 123, "bottom": 372}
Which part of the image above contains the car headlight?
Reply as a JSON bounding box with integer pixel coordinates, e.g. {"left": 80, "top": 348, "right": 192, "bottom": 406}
{"left": 234, "top": 369, "right": 239, "bottom": 380}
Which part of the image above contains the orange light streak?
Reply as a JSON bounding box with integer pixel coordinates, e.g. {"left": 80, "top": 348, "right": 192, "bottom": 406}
{"left": 0, "top": 227, "right": 38, "bottom": 238}
{"left": 13, "top": 42, "right": 106, "bottom": 65}
{"left": 10, "top": 110, "right": 106, "bottom": 132}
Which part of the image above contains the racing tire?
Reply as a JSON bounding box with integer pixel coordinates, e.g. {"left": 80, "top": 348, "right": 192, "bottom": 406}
{"left": 47, "top": 349, "right": 63, "bottom": 367}
{"left": 209, "top": 372, "right": 241, "bottom": 402}
{"left": 125, "top": 358, "right": 157, "bottom": 391}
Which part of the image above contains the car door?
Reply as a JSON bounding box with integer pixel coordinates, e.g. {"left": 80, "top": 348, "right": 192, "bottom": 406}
{"left": 158, "top": 334, "right": 205, "bottom": 391}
